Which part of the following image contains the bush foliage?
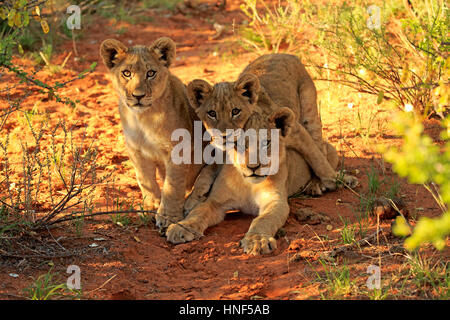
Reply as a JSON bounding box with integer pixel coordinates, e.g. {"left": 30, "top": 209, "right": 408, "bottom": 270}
{"left": 0, "top": 0, "right": 104, "bottom": 233}
{"left": 240, "top": 0, "right": 449, "bottom": 117}
{"left": 384, "top": 111, "right": 450, "bottom": 250}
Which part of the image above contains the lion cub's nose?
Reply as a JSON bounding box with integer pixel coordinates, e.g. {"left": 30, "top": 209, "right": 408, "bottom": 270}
{"left": 132, "top": 93, "right": 146, "bottom": 101}
{"left": 247, "top": 163, "right": 261, "bottom": 171}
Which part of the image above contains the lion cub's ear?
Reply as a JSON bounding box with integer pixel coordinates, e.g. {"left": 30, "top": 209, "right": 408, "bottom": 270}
{"left": 234, "top": 73, "right": 260, "bottom": 104}
{"left": 150, "top": 37, "right": 176, "bottom": 68}
{"left": 268, "top": 107, "right": 295, "bottom": 137}
{"left": 100, "top": 39, "right": 128, "bottom": 69}
{"left": 187, "top": 79, "right": 213, "bottom": 109}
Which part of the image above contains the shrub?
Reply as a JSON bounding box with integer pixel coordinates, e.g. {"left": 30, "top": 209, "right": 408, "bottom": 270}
{"left": 239, "top": 0, "right": 307, "bottom": 53}
{"left": 239, "top": 0, "right": 449, "bottom": 117}
{"left": 384, "top": 110, "right": 449, "bottom": 250}
{"left": 309, "top": 0, "right": 449, "bottom": 117}
{"left": 0, "top": 0, "right": 104, "bottom": 234}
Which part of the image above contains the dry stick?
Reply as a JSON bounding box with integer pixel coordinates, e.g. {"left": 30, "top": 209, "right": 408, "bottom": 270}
{"left": 0, "top": 293, "right": 25, "bottom": 299}
{"left": 71, "top": 31, "right": 78, "bottom": 57}
{"left": 323, "top": 228, "right": 384, "bottom": 258}
{"left": 386, "top": 197, "right": 413, "bottom": 229}
{"left": 34, "top": 209, "right": 205, "bottom": 240}
{"left": 87, "top": 274, "right": 117, "bottom": 294}
{"left": 423, "top": 183, "right": 447, "bottom": 213}
{"left": 40, "top": 209, "right": 156, "bottom": 227}
{"left": 0, "top": 198, "right": 15, "bottom": 210}
{"left": 304, "top": 224, "right": 331, "bottom": 252}
{"left": 46, "top": 226, "right": 67, "bottom": 251}
{"left": 0, "top": 249, "right": 79, "bottom": 259}
{"left": 61, "top": 52, "right": 72, "bottom": 69}
{"left": 377, "top": 207, "right": 382, "bottom": 272}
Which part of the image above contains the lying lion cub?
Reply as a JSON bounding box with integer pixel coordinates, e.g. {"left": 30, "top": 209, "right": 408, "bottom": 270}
{"left": 187, "top": 54, "right": 353, "bottom": 195}
{"left": 167, "top": 108, "right": 339, "bottom": 255}
{"left": 100, "top": 37, "right": 215, "bottom": 229}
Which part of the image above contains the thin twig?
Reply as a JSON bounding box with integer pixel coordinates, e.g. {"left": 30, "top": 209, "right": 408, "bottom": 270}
{"left": 86, "top": 274, "right": 117, "bottom": 294}
{"left": 46, "top": 226, "right": 66, "bottom": 251}
{"left": 323, "top": 228, "right": 384, "bottom": 258}
{"left": 0, "top": 249, "right": 79, "bottom": 259}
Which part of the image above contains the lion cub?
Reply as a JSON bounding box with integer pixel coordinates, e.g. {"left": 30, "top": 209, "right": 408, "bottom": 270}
{"left": 187, "top": 54, "right": 351, "bottom": 194}
{"left": 167, "top": 108, "right": 337, "bottom": 254}
{"left": 100, "top": 37, "right": 213, "bottom": 229}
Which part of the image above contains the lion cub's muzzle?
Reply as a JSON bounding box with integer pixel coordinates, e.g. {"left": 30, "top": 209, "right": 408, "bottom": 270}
{"left": 241, "top": 163, "right": 268, "bottom": 183}
{"left": 211, "top": 135, "right": 230, "bottom": 150}
{"left": 210, "top": 132, "right": 241, "bottom": 150}
{"left": 128, "top": 93, "right": 152, "bottom": 109}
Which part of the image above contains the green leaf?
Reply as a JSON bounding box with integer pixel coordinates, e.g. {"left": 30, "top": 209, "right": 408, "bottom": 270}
{"left": 7, "top": 9, "right": 16, "bottom": 27}
{"left": 14, "top": 12, "right": 22, "bottom": 27}
{"left": 392, "top": 216, "right": 411, "bottom": 237}
{"left": 376, "top": 91, "right": 384, "bottom": 104}
{"left": 23, "top": 11, "right": 29, "bottom": 26}
{"left": 0, "top": 8, "right": 7, "bottom": 20}
{"left": 41, "top": 19, "right": 49, "bottom": 34}
{"left": 18, "top": 0, "right": 28, "bottom": 9}
{"left": 18, "top": 43, "right": 24, "bottom": 55}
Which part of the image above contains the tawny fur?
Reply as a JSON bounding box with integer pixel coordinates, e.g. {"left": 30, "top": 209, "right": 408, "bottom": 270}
{"left": 166, "top": 108, "right": 354, "bottom": 255}
{"left": 100, "top": 37, "right": 216, "bottom": 229}
{"left": 187, "top": 54, "right": 343, "bottom": 192}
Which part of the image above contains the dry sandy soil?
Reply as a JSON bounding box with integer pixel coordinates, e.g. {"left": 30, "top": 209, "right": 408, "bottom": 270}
{"left": 0, "top": 0, "right": 448, "bottom": 300}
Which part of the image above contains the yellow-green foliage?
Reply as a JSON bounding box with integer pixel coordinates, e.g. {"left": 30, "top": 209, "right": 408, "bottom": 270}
{"left": 238, "top": 0, "right": 449, "bottom": 116}
{"left": 0, "top": 0, "right": 30, "bottom": 28}
{"left": 384, "top": 110, "right": 450, "bottom": 250}
{"left": 0, "top": 0, "right": 49, "bottom": 32}
{"left": 239, "top": 0, "right": 306, "bottom": 53}
{"left": 311, "top": 0, "right": 448, "bottom": 116}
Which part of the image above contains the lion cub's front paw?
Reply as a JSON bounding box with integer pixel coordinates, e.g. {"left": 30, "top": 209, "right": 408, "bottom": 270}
{"left": 304, "top": 177, "right": 326, "bottom": 196}
{"left": 320, "top": 178, "right": 338, "bottom": 192}
{"left": 240, "top": 233, "right": 277, "bottom": 255}
{"left": 320, "top": 174, "right": 359, "bottom": 193}
{"left": 155, "top": 210, "right": 183, "bottom": 231}
{"left": 166, "top": 222, "right": 199, "bottom": 244}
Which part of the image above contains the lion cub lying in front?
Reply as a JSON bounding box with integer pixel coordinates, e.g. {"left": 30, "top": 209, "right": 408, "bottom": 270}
{"left": 187, "top": 54, "right": 347, "bottom": 195}
{"left": 167, "top": 108, "right": 338, "bottom": 255}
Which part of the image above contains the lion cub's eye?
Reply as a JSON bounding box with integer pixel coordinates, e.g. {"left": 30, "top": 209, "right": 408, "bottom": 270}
{"left": 122, "top": 70, "right": 131, "bottom": 78}
{"left": 207, "top": 110, "right": 217, "bottom": 118}
{"left": 146, "top": 70, "right": 157, "bottom": 79}
{"left": 231, "top": 108, "right": 241, "bottom": 117}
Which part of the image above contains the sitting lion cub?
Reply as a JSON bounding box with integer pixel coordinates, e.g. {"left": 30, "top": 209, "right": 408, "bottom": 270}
{"left": 167, "top": 108, "right": 339, "bottom": 255}
{"left": 100, "top": 37, "right": 214, "bottom": 229}
{"left": 186, "top": 54, "right": 353, "bottom": 195}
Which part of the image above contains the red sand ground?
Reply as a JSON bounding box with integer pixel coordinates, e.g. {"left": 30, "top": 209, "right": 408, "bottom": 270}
{"left": 0, "top": 1, "right": 448, "bottom": 300}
